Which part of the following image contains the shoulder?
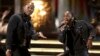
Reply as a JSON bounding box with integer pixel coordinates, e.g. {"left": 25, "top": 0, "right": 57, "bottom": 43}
{"left": 77, "top": 20, "right": 93, "bottom": 29}
{"left": 75, "top": 20, "right": 85, "bottom": 23}
{"left": 9, "top": 13, "right": 21, "bottom": 22}
{"left": 76, "top": 20, "right": 90, "bottom": 25}
{"left": 75, "top": 20, "right": 89, "bottom": 28}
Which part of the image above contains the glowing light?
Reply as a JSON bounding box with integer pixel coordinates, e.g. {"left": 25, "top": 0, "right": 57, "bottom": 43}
{"left": 32, "top": 0, "right": 44, "bottom": 10}
{"left": 35, "top": 5, "right": 44, "bottom": 10}
{"left": 32, "top": 0, "right": 43, "bottom": 5}
{"left": 34, "top": 22, "right": 38, "bottom": 28}
{"left": 39, "top": 11, "right": 47, "bottom": 16}
{"left": 31, "top": 0, "right": 50, "bottom": 30}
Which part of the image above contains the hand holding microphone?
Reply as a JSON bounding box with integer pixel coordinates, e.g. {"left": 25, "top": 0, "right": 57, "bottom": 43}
{"left": 59, "top": 20, "right": 67, "bottom": 32}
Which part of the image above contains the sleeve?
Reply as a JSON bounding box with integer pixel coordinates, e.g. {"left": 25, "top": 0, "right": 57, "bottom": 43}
{"left": 29, "top": 22, "right": 38, "bottom": 40}
{"left": 30, "top": 26, "right": 38, "bottom": 40}
{"left": 6, "top": 14, "right": 19, "bottom": 50}
{"left": 83, "top": 21, "right": 96, "bottom": 39}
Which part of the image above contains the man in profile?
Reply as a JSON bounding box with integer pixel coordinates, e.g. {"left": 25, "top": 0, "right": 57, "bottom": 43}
{"left": 6, "top": 2, "right": 46, "bottom": 56}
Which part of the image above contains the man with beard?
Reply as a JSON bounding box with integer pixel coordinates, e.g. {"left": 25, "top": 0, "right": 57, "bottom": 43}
{"left": 58, "top": 11, "right": 95, "bottom": 56}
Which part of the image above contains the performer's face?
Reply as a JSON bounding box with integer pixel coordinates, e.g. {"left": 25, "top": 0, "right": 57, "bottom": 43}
{"left": 63, "top": 11, "right": 73, "bottom": 24}
{"left": 24, "top": 3, "right": 34, "bottom": 15}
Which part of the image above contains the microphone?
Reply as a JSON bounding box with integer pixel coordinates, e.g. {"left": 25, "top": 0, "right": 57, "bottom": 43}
{"left": 58, "top": 23, "right": 66, "bottom": 28}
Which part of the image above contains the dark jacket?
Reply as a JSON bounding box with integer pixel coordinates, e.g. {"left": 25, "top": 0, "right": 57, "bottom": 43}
{"left": 6, "top": 13, "right": 35, "bottom": 51}
{"left": 59, "top": 20, "right": 95, "bottom": 53}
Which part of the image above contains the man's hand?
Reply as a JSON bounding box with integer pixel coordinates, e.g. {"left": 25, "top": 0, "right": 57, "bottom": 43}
{"left": 59, "top": 24, "right": 66, "bottom": 32}
{"left": 38, "top": 32, "right": 47, "bottom": 39}
{"left": 6, "top": 49, "right": 12, "bottom": 56}
{"left": 59, "top": 20, "right": 67, "bottom": 32}
{"left": 86, "top": 39, "right": 93, "bottom": 49}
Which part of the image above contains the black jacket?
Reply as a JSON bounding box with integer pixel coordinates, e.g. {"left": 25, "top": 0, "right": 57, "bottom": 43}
{"left": 6, "top": 13, "right": 35, "bottom": 51}
{"left": 59, "top": 20, "right": 95, "bottom": 51}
